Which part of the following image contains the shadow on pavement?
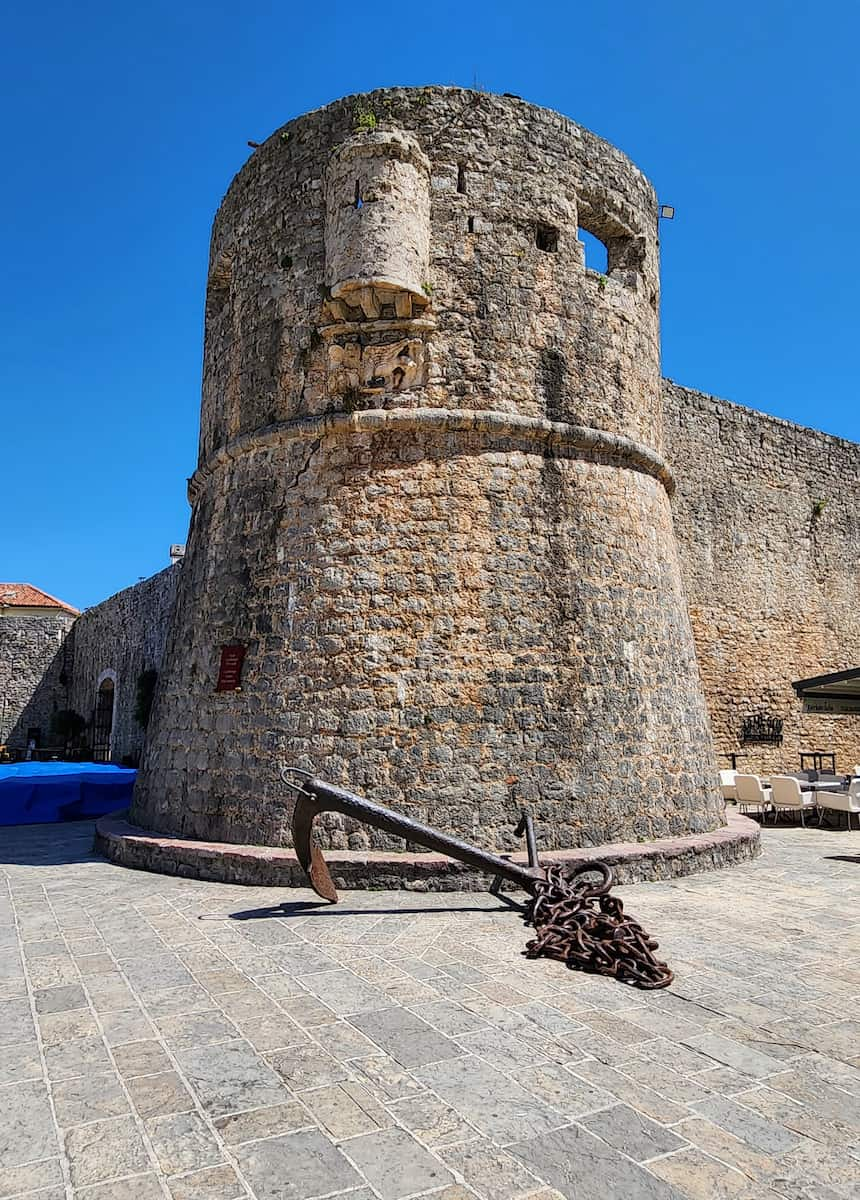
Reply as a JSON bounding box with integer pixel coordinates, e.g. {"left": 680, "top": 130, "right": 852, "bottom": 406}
{"left": 208, "top": 897, "right": 522, "bottom": 921}
{"left": 0, "top": 820, "right": 99, "bottom": 867}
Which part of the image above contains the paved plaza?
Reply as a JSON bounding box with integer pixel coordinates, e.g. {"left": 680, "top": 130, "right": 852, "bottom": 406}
{"left": 1, "top": 820, "right": 858, "bottom": 1200}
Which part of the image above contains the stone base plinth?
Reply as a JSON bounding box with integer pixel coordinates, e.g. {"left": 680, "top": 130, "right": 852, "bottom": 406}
{"left": 95, "top": 809, "right": 760, "bottom": 891}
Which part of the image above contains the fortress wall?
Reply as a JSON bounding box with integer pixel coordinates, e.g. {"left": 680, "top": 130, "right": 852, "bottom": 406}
{"left": 68, "top": 566, "right": 179, "bottom": 764}
{"left": 0, "top": 611, "right": 75, "bottom": 750}
{"left": 664, "top": 381, "right": 860, "bottom": 774}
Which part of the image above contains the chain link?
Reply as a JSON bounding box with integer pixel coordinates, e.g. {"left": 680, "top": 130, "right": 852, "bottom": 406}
{"left": 522, "top": 863, "right": 674, "bottom": 989}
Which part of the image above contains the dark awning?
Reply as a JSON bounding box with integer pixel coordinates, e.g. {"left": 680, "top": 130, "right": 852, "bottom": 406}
{"left": 792, "top": 668, "right": 860, "bottom": 712}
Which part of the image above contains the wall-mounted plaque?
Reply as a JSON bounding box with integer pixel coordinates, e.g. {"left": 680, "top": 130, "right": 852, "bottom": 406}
{"left": 215, "top": 645, "right": 246, "bottom": 692}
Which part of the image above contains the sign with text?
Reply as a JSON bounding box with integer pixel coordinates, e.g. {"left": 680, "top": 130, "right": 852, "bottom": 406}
{"left": 740, "top": 714, "right": 783, "bottom": 744}
{"left": 215, "top": 645, "right": 246, "bottom": 692}
{"left": 803, "top": 695, "right": 860, "bottom": 715}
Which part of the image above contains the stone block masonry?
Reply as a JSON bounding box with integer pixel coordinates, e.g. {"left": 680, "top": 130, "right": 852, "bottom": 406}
{"left": 0, "top": 610, "right": 76, "bottom": 751}
{"left": 66, "top": 565, "right": 179, "bottom": 764}
{"left": 665, "top": 382, "right": 860, "bottom": 775}
{"left": 131, "top": 87, "right": 723, "bottom": 853}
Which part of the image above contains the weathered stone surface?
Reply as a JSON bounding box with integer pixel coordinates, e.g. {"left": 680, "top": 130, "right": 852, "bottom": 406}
{"left": 0, "top": 569, "right": 176, "bottom": 762}
{"left": 665, "top": 381, "right": 860, "bottom": 778}
{"left": 130, "top": 87, "right": 722, "bottom": 855}
{"left": 0, "top": 607, "right": 75, "bottom": 751}
{"left": 233, "top": 1130, "right": 362, "bottom": 1199}
{"left": 343, "top": 1128, "right": 454, "bottom": 1199}
{"left": 507, "top": 1122, "right": 681, "bottom": 1200}
{"left": 174, "top": 1039, "right": 290, "bottom": 1116}
{"left": 0, "top": 1080, "right": 58, "bottom": 1168}
{"left": 65, "top": 566, "right": 179, "bottom": 765}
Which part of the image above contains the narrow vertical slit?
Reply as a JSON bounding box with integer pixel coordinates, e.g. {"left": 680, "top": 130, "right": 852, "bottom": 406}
{"left": 457, "top": 164, "right": 466, "bottom": 194}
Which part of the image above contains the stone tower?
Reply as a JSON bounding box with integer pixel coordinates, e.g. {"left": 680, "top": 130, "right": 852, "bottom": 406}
{"left": 132, "top": 88, "right": 723, "bottom": 852}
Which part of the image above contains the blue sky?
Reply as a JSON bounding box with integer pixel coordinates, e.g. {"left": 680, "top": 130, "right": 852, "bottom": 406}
{"left": 2, "top": 1, "right": 858, "bottom": 610}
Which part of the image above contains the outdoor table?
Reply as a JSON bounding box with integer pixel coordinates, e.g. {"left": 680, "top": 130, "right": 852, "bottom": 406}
{"left": 778, "top": 772, "right": 847, "bottom": 791}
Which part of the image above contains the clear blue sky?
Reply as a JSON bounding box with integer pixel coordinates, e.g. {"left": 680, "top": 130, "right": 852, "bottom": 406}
{"left": 2, "top": 1, "right": 857, "bottom": 610}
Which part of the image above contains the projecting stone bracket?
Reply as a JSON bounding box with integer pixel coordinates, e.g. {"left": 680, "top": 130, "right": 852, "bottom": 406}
{"left": 323, "top": 283, "right": 431, "bottom": 325}
{"left": 320, "top": 289, "right": 435, "bottom": 401}
{"left": 321, "top": 128, "right": 434, "bottom": 401}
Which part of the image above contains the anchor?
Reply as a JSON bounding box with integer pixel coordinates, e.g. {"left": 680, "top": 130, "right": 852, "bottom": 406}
{"left": 281, "top": 768, "right": 675, "bottom": 989}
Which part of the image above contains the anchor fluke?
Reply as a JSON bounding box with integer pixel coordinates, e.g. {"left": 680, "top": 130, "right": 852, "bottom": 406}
{"left": 282, "top": 769, "right": 339, "bottom": 903}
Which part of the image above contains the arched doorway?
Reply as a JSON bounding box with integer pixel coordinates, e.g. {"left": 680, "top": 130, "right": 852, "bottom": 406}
{"left": 93, "top": 673, "right": 116, "bottom": 761}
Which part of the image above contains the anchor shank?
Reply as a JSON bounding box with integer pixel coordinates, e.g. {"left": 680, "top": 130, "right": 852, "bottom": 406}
{"left": 302, "top": 777, "right": 541, "bottom": 891}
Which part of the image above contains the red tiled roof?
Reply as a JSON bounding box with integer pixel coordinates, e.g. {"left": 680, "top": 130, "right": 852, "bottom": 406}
{"left": 0, "top": 584, "right": 79, "bottom": 615}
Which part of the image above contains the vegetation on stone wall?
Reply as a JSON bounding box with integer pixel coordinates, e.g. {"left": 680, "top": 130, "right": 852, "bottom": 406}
{"left": 49, "top": 708, "right": 88, "bottom": 755}
{"left": 49, "top": 708, "right": 86, "bottom": 740}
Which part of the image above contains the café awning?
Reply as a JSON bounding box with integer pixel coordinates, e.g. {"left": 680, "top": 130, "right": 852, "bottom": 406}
{"left": 792, "top": 668, "right": 860, "bottom": 713}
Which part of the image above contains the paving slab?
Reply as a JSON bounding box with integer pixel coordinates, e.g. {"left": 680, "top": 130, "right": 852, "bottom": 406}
{"left": 174, "top": 1038, "right": 290, "bottom": 1116}
{"left": 415, "top": 1055, "right": 563, "bottom": 1144}
{"left": 0, "top": 1079, "right": 59, "bottom": 1168}
{"left": 63, "top": 1114, "right": 152, "bottom": 1187}
{"left": 349, "top": 1005, "right": 466, "bottom": 1067}
{"left": 507, "top": 1121, "right": 683, "bottom": 1200}
{"left": 342, "top": 1128, "right": 454, "bottom": 1199}
{"left": 233, "top": 1128, "right": 362, "bottom": 1198}
{"left": 438, "top": 1138, "right": 542, "bottom": 1199}
{"left": 691, "top": 1095, "right": 804, "bottom": 1155}
{"left": 0, "top": 1156, "right": 64, "bottom": 1198}
{"left": 391, "top": 1093, "right": 480, "bottom": 1146}
{"left": 578, "top": 1102, "right": 688, "bottom": 1161}
{"left": 167, "top": 1163, "right": 245, "bottom": 1199}
{"left": 214, "top": 1100, "right": 313, "bottom": 1145}
{"left": 53, "top": 1069, "right": 131, "bottom": 1127}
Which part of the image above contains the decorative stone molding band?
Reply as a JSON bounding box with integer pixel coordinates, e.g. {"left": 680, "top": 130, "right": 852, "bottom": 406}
{"left": 188, "top": 408, "right": 675, "bottom": 503}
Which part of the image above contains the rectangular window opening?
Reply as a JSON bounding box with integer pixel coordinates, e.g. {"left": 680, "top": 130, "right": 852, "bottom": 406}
{"left": 577, "top": 227, "right": 608, "bottom": 273}
{"left": 535, "top": 223, "right": 559, "bottom": 253}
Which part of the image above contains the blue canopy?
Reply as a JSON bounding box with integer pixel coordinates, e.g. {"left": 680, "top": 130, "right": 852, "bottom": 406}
{"left": 0, "top": 762, "right": 136, "bottom": 826}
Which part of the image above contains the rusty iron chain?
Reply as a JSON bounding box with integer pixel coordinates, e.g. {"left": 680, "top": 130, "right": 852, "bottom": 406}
{"left": 522, "top": 862, "right": 674, "bottom": 989}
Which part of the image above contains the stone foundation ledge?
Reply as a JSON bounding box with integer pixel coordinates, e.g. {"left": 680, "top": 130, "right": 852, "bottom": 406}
{"left": 94, "top": 810, "right": 760, "bottom": 891}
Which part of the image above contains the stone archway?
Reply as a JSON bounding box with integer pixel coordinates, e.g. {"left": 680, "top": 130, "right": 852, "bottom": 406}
{"left": 93, "top": 669, "right": 117, "bottom": 762}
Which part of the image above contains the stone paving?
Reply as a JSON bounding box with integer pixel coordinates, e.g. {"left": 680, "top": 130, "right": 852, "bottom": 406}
{"left": 1, "top": 820, "right": 858, "bottom": 1200}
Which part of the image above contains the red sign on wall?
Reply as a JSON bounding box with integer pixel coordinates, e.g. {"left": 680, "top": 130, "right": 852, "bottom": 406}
{"left": 215, "top": 645, "right": 246, "bottom": 692}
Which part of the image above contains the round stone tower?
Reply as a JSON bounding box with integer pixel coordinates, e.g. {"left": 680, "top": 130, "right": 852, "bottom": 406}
{"left": 132, "top": 87, "right": 723, "bottom": 853}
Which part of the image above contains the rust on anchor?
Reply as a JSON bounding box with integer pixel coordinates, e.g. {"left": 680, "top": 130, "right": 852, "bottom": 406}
{"left": 281, "top": 768, "right": 674, "bottom": 989}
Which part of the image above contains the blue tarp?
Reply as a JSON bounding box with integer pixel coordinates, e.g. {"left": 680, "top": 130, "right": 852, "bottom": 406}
{"left": 0, "top": 762, "right": 136, "bottom": 826}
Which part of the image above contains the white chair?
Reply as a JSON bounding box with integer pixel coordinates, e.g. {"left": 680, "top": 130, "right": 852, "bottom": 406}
{"left": 719, "top": 769, "right": 738, "bottom": 803}
{"left": 735, "top": 774, "right": 772, "bottom": 819}
{"left": 769, "top": 775, "right": 816, "bottom": 826}
{"left": 817, "top": 780, "right": 860, "bottom": 831}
